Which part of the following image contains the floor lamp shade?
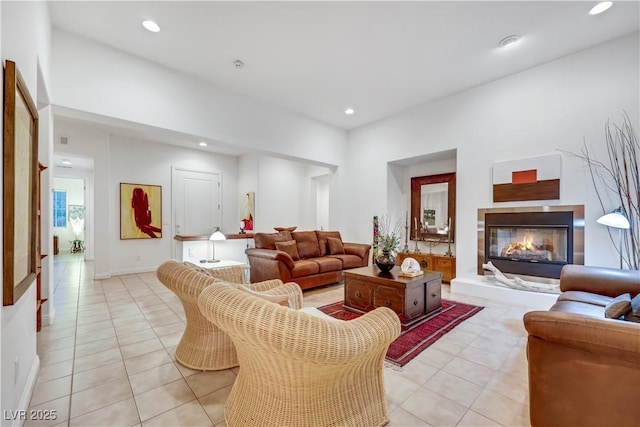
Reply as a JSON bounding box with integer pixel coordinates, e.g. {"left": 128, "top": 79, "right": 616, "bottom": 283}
{"left": 596, "top": 207, "right": 630, "bottom": 269}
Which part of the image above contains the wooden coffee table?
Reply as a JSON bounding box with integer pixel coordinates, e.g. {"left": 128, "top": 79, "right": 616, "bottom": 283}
{"left": 343, "top": 266, "right": 442, "bottom": 330}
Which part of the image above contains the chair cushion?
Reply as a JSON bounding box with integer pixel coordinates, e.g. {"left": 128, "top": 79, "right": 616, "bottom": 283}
{"left": 236, "top": 284, "right": 289, "bottom": 307}
{"left": 604, "top": 293, "right": 632, "bottom": 319}
{"left": 557, "top": 291, "right": 613, "bottom": 307}
{"left": 275, "top": 240, "right": 300, "bottom": 261}
{"left": 328, "top": 254, "right": 363, "bottom": 269}
{"left": 292, "top": 231, "right": 321, "bottom": 259}
{"left": 327, "top": 237, "right": 345, "bottom": 255}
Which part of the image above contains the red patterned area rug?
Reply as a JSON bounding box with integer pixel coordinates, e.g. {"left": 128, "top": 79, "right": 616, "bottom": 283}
{"left": 317, "top": 300, "right": 484, "bottom": 367}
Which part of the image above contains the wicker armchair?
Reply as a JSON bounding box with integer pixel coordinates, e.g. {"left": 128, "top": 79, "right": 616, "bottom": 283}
{"left": 197, "top": 281, "right": 401, "bottom": 427}
{"left": 157, "top": 260, "right": 303, "bottom": 370}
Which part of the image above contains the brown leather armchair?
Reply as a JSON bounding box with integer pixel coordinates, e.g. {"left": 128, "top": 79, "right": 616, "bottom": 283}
{"left": 523, "top": 265, "right": 640, "bottom": 427}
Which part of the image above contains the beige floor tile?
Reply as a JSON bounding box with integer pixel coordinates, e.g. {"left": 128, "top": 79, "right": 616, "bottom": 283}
{"left": 70, "top": 377, "right": 132, "bottom": 418}
{"left": 412, "top": 346, "right": 455, "bottom": 369}
{"left": 129, "top": 362, "right": 182, "bottom": 395}
{"left": 72, "top": 360, "right": 128, "bottom": 393}
{"left": 152, "top": 322, "right": 185, "bottom": 337}
{"left": 124, "top": 349, "right": 172, "bottom": 375}
{"left": 400, "top": 387, "right": 467, "bottom": 427}
{"left": 134, "top": 379, "right": 197, "bottom": 421}
{"left": 158, "top": 332, "right": 182, "bottom": 348}
{"left": 457, "top": 409, "right": 502, "bottom": 426}
{"left": 117, "top": 328, "right": 158, "bottom": 346}
{"left": 38, "top": 336, "right": 76, "bottom": 352}
{"left": 120, "top": 337, "right": 164, "bottom": 359}
{"left": 146, "top": 314, "right": 182, "bottom": 328}
{"left": 198, "top": 385, "right": 233, "bottom": 425}
{"left": 30, "top": 376, "right": 72, "bottom": 407}
{"left": 73, "top": 348, "right": 123, "bottom": 373}
{"left": 25, "top": 395, "right": 70, "bottom": 427}
{"left": 39, "top": 346, "right": 75, "bottom": 367}
{"left": 469, "top": 335, "right": 516, "bottom": 357}
{"left": 74, "top": 335, "right": 120, "bottom": 358}
{"left": 74, "top": 327, "right": 116, "bottom": 346}
{"left": 484, "top": 371, "right": 529, "bottom": 406}
{"left": 69, "top": 397, "right": 140, "bottom": 427}
{"left": 442, "top": 356, "right": 497, "bottom": 388}
{"left": 75, "top": 320, "right": 113, "bottom": 335}
{"left": 388, "top": 406, "right": 433, "bottom": 427}
{"left": 174, "top": 360, "right": 200, "bottom": 377}
{"left": 142, "top": 399, "right": 213, "bottom": 427}
{"left": 386, "top": 359, "right": 438, "bottom": 387}
{"left": 423, "top": 370, "right": 483, "bottom": 407}
{"left": 114, "top": 320, "right": 152, "bottom": 336}
{"left": 383, "top": 369, "right": 422, "bottom": 405}
{"left": 184, "top": 370, "right": 236, "bottom": 398}
{"left": 38, "top": 359, "right": 74, "bottom": 383}
{"left": 457, "top": 345, "right": 507, "bottom": 371}
{"left": 471, "top": 389, "right": 530, "bottom": 427}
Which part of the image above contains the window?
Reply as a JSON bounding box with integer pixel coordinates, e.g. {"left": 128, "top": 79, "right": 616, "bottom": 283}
{"left": 53, "top": 190, "right": 67, "bottom": 227}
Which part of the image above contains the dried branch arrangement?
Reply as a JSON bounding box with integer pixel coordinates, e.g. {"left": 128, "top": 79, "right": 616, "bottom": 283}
{"left": 571, "top": 112, "right": 639, "bottom": 269}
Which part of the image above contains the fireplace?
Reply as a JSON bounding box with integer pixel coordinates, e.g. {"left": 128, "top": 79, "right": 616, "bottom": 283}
{"left": 478, "top": 206, "right": 584, "bottom": 280}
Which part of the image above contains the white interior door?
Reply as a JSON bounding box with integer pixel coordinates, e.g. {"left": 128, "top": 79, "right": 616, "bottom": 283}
{"left": 172, "top": 167, "right": 221, "bottom": 239}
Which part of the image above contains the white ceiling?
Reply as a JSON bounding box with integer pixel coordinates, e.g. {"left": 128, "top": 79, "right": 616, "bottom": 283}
{"left": 48, "top": 1, "right": 639, "bottom": 131}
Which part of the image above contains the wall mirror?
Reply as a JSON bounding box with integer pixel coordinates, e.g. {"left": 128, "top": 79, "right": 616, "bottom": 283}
{"left": 410, "top": 172, "right": 456, "bottom": 243}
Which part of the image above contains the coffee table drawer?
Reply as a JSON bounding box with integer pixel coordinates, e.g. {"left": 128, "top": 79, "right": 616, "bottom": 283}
{"left": 373, "top": 286, "right": 404, "bottom": 316}
{"left": 426, "top": 279, "right": 442, "bottom": 314}
{"left": 344, "top": 278, "right": 374, "bottom": 312}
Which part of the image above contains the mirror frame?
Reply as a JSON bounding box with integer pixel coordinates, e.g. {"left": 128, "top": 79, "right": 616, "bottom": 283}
{"left": 410, "top": 172, "right": 456, "bottom": 243}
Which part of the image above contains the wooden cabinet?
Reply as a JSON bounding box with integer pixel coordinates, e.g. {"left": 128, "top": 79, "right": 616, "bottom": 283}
{"left": 343, "top": 266, "right": 442, "bottom": 330}
{"left": 396, "top": 252, "right": 456, "bottom": 283}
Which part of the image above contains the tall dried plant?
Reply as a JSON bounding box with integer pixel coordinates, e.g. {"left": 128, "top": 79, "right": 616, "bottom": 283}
{"left": 569, "top": 112, "right": 639, "bottom": 269}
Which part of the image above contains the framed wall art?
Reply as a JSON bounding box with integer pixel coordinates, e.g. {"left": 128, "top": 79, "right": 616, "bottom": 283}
{"left": 120, "top": 183, "right": 162, "bottom": 239}
{"left": 3, "top": 60, "right": 39, "bottom": 306}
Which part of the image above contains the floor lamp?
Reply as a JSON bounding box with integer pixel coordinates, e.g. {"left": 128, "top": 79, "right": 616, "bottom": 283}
{"left": 208, "top": 227, "right": 226, "bottom": 263}
{"left": 597, "top": 207, "right": 630, "bottom": 269}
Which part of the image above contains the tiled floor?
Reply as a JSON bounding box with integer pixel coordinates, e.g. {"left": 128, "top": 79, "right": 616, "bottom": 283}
{"left": 29, "top": 253, "right": 538, "bottom": 426}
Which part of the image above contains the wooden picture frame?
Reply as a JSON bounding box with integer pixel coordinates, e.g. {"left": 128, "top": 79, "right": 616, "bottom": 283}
{"left": 3, "top": 60, "right": 39, "bottom": 306}
{"left": 120, "top": 183, "right": 163, "bottom": 239}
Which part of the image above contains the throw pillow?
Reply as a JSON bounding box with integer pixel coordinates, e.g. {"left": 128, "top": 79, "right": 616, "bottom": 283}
{"left": 274, "top": 226, "right": 297, "bottom": 232}
{"left": 327, "top": 237, "right": 345, "bottom": 255}
{"left": 604, "top": 293, "right": 632, "bottom": 319}
{"left": 275, "top": 240, "right": 301, "bottom": 261}
{"left": 630, "top": 293, "right": 640, "bottom": 316}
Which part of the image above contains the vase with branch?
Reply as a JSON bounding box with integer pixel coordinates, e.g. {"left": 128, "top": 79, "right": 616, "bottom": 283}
{"left": 375, "top": 215, "right": 403, "bottom": 273}
{"left": 567, "top": 112, "right": 639, "bottom": 269}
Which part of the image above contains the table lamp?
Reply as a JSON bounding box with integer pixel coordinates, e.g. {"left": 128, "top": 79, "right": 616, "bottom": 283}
{"left": 208, "top": 227, "right": 226, "bottom": 263}
{"left": 597, "top": 207, "right": 630, "bottom": 269}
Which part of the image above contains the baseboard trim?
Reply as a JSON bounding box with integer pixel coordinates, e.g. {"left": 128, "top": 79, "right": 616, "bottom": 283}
{"left": 41, "top": 309, "right": 56, "bottom": 327}
{"left": 12, "top": 355, "right": 40, "bottom": 427}
{"left": 93, "top": 272, "right": 111, "bottom": 280}
{"left": 109, "top": 266, "right": 158, "bottom": 276}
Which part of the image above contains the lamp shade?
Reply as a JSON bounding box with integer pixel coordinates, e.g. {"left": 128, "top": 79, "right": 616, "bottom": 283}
{"left": 597, "top": 208, "right": 630, "bottom": 229}
{"left": 210, "top": 228, "right": 226, "bottom": 241}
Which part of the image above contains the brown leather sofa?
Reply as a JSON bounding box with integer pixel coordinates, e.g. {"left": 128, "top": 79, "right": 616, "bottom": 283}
{"left": 245, "top": 230, "right": 370, "bottom": 290}
{"left": 523, "top": 264, "right": 640, "bottom": 427}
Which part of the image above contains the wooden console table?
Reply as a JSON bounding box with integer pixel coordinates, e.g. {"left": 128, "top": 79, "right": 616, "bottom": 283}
{"left": 396, "top": 252, "right": 456, "bottom": 283}
{"left": 343, "top": 266, "right": 442, "bottom": 330}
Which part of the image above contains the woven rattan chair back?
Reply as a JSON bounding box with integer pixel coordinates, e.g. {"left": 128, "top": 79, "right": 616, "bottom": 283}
{"left": 198, "top": 282, "right": 401, "bottom": 427}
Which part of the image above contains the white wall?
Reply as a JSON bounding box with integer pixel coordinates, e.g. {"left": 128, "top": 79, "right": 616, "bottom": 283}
{"left": 52, "top": 177, "right": 85, "bottom": 251}
{"left": 51, "top": 30, "right": 347, "bottom": 168}
{"left": 346, "top": 33, "right": 640, "bottom": 276}
{"left": 1, "top": 1, "right": 52, "bottom": 423}
{"left": 54, "top": 119, "right": 241, "bottom": 277}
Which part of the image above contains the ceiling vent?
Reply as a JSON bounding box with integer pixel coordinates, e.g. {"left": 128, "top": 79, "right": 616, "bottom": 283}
{"left": 60, "top": 136, "right": 69, "bottom": 145}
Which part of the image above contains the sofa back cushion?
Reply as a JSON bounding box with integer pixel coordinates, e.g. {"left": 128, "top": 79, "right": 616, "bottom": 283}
{"left": 316, "top": 231, "right": 343, "bottom": 256}
{"left": 254, "top": 231, "right": 293, "bottom": 249}
{"left": 327, "top": 237, "right": 345, "bottom": 255}
{"left": 292, "top": 231, "right": 321, "bottom": 259}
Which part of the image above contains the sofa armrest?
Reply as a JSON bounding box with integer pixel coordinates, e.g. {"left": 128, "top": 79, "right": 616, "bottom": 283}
{"left": 343, "top": 242, "right": 371, "bottom": 259}
{"left": 245, "top": 248, "right": 296, "bottom": 269}
{"left": 523, "top": 310, "right": 640, "bottom": 362}
{"left": 560, "top": 265, "right": 640, "bottom": 297}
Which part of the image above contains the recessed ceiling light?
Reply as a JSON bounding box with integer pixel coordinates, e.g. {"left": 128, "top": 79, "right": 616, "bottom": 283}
{"left": 198, "top": 142, "right": 207, "bottom": 147}
{"left": 142, "top": 20, "right": 161, "bottom": 33}
{"left": 61, "top": 159, "right": 72, "bottom": 165}
{"left": 233, "top": 60, "right": 245, "bottom": 69}
{"left": 498, "top": 35, "right": 521, "bottom": 49}
{"left": 345, "top": 108, "right": 355, "bottom": 115}
{"left": 589, "top": 1, "right": 613, "bottom": 15}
